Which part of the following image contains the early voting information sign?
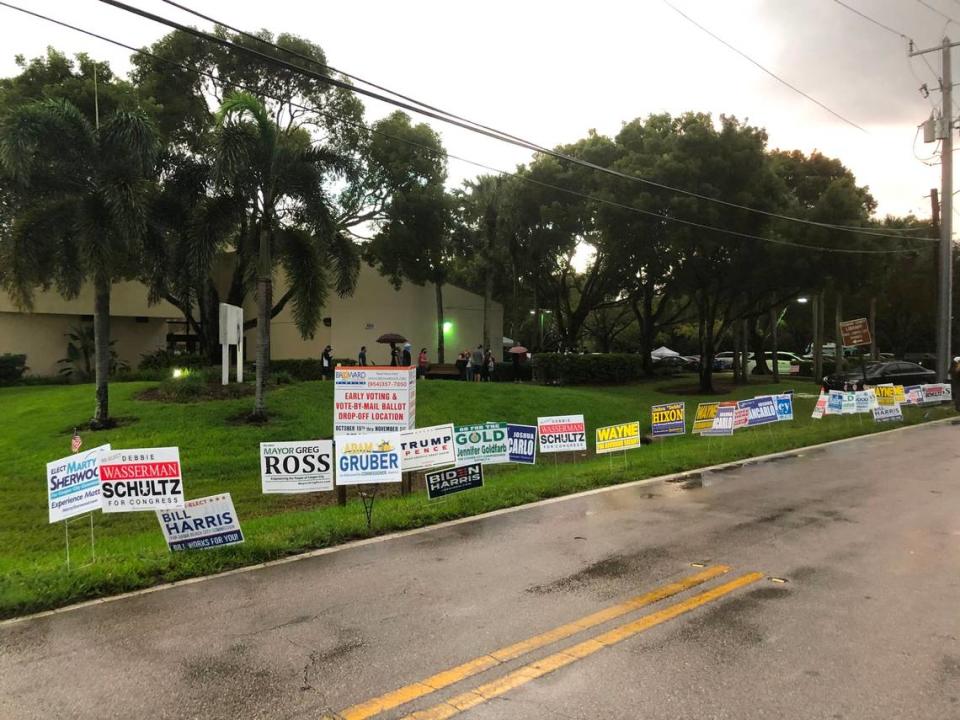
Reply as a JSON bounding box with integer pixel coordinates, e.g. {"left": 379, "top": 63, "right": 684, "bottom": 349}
{"left": 157, "top": 493, "right": 243, "bottom": 552}
{"left": 335, "top": 433, "right": 402, "bottom": 485}
{"left": 537, "top": 414, "right": 587, "bottom": 453}
{"left": 651, "top": 402, "right": 685, "bottom": 437}
{"left": 399, "top": 424, "right": 456, "bottom": 472}
{"left": 454, "top": 423, "right": 510, "bottom": 465}
{"left": 334, "top": 367, "right": 416, "bottom": 435}
{"left": 595, "top": 421, "right": 641, "bottom": 454}
{"left": 260, "top": 440, "right": 333, "bottom": 493}
{"left": 98, "top": 447, "right": 185, "bottom": 513}
{"left": 507, "top": 424, "right": 537, "bottom": 464}
{"left": 46, "top": 444, "right": 110, "bottom": 523}
{"left": 425, "top": 463, "right": 484, "bottom": 500}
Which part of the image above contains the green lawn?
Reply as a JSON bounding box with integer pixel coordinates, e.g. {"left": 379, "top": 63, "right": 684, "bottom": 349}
{"left": 0, "top": 377, "right": 950, "bottom": 618}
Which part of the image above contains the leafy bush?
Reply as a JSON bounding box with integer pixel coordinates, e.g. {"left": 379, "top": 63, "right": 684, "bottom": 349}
{"left": 0, "top": 354, "right": 28, "bottom": 385}
{"left": 270, "top": 370, "right": 295, "bottom": 385}
{"left": 491, "top": 361, "right": 533, "bottom": 382}
{"left": 270, "top": 358, "right": 357, "bottom": 380}
{"left": 145, "top": 368, "right": 253, "bottom": 402}
{"left": 139, "top": 348, "right": 206, "bottom": 370}
{"left": 530, "top": 353, "right": 645, "bottom": 385}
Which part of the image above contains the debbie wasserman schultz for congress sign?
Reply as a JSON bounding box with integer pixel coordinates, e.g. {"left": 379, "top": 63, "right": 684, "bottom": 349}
{"left": 454, "top": 422, "right": 510, "bottom": 465}
{"left": 98, "top": 447, "right": 185, "bottom": 513}
{"left": 595, "top": 421, "right": 641, "bottom": 454}
{"left": 398, "top": 423, "right": 456, "bottom": 472}
{"left": 537, "top": 414, "right": 587, "bottom": 453}
{"left": 425, "top": 463, "right": 484, "bottom": 500}
{"left": 259, "top": 440, "right": 334, "bottom": 493}
{"left": 157, "top": 493, "right": 244, "bottom": 552}
{"left": 335, "top": 433, "right": 403, "bottom": 485}
{"left": 651, "top": 402, "right": 685, "bottom": 437}
{"left": 46, "top": 444, "right": 111, "bottom": 523}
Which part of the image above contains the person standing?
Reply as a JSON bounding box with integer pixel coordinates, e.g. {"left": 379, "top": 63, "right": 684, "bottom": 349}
{"left": 358, "top": 346, "right": 367, "bottom": 367}
{"left": 389, "top": 342, "right": 399, "bottom": 366}
{"left": 418, "top": 347, "right": 429, "bottom": 379}
{"left": 484, "top": 349, "right": 496, "bottom": 382}
{"left": 511, "top": 350, "right": 522, "bottom": 382}
{"left": 950, "top": 356, "right": 960, "bottom": 411}
{"left": 471, "top": 345, "right": 484, "bottom": 383}
{"left": 456, "top": 351, "right": 467, "bottom": 381}
{"left": 402, "top": 342, "right": 412, "bottom": 367}
{"left": 465, "top": 349, "right": 475, "bottom": 382}
{"left": 321, "top": 345, "right": 333, "bottom": 380}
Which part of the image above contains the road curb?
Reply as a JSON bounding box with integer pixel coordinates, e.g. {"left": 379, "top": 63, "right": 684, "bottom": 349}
{"left": 3, "top": 415, "right": 954, "bottom": 628}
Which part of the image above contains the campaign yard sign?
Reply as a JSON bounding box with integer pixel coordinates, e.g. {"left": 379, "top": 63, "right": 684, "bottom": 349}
{"left": 703, "top": 403, "right": 735, "bottom": 436}
{"left": 46, "top": 444, "right": 111, "bottom": 523}
{"left": 595, "top": 421, "right": 641, "bottom": 454}
{"left": 733, "top": 405, "right": 750, "bottom": 429}
{"left": 98, "top": 447, "right": 185, "bottom": 513}
{"left": 157, "top": 493, "right": 243, "bottom": 552}
{"left": 811, "top": 393, "right": 827, "bottom": 420}
{"left": 537, "top": 415, "right": 587, "bottom": 453}
{"left": 921, "top": 383, "right": 952, "bottom": 404}
{"left": 692, "top": 403, "right": 720, "bottom": 434}
{"left": 454, "top": 423, "right": 510, "bottom": 465}
{"left": 854, "top": 390, "right": 876, "bottom": 414}
{"left": 398, "top": 424, "right": 456, "bottom": 472}
{"left": 841, "top": 391, "right": 857, "bottom": 415}
{"left": 873, "top": 403, "right": 903, "bottom": 423}
{"left": 335, "top": 433, "right": 402, "bottom": 485}
{"left": 738, "top": 396, "right": 778, "bottom": 426}
{"left": 904, "top": 385, "right": 923, "bottom": 405}
{"left": 651, "top": 402, "right": 686, "bottom": 437}
{"left": 259, "top": 440, "right": 334, "bottom": 493}
{"left": 425, "top": 463, "right": 484, "bottom": 500}
{"left": 827, "top": 391, "right": 844, "bottom": 414}
{"left": 874, "top": 385, "right": 898, "bottom": 407}
{"left": 775, "top": 394, "right": 794, "bottom": 422}
{"left": 333, "top": 367, "right": 416, "bottom": 435}
{"left": 507, "top": 424, "right": 537, "bottom": 464}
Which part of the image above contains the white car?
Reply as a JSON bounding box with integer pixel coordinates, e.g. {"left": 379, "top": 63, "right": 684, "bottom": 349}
{"left": 749, "top": 352, "right": 803, "bottom": 375}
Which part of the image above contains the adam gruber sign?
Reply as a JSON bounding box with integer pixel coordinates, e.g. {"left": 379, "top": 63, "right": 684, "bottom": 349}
{"left": 334, "top": 367, "right": 416, "bottom": 435}
{"left": 98, "top": 447, "right": 185, "bottom": 512}
{"left": 839, "top": 318, "right": 872, "bottom": 347}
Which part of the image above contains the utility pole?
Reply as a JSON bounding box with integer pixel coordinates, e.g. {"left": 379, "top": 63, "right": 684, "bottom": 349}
{"left": 912, "top": 38, "right": 955, "bottom": 379}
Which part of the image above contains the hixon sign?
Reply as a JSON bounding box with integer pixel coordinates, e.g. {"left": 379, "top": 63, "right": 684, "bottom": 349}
{"left": 454, "top": 422, "right": 510, "bottom": 465}
{"left": 46, "top": 444, "right": 111, "bottom": 523}
{"left": 334, "top": 367, "right": 416, "bottom": 435}
{"left": 651, "top": 402, "right": 685, "bottom": 437}
{"left": 157, "top": 493, "right": 244, "bottom": 552}
{"left": 398, "top": 424, "right": 456, "bottom": 472}
{"left": 537, "top": 415, "right": 587, "bottom": 453}
{"left": 98, "top": 447, "right": 185, "bottom": 513}
{"left": 335, "top": 433, "right": 402, "bottom": 485}
{"left": 507, "top": 424, "right": 537, "bottom": 464}
{"left": 259, "top": 440, "right": 334, "bottom": 493}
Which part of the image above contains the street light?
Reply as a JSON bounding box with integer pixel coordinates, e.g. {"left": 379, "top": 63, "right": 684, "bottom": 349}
{"left": 796, "top": 297, "right": 809, "bottom": 304}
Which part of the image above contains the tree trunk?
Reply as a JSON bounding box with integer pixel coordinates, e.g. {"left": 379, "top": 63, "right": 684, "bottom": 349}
{"left": 731, "top": 321, "right": 741, "bottom": 384}
{"left": 435, "top": 280, "right": 445, "bottom": 364}
{"left": 813, "top": 292, "right": 824, "bottom": 383}
{"left": 750, "top": 318, "right": 769, "bottom": 375}
{"left": 771, "top": 304, "right": 780, "bottom": 383}
{"left": 641, "top": 290, "right": 656, "bottom": 376}
{"left": 253, "top": 218, "right": 272, "bottom": 419}
{"left": 698, "top": 300, "right": 716, "bottom": 393}
{"left": 869, "top": 296, "right": 878, "bottom": 360}
{"left": 92, "top": 271, "right": 111, "bottom": 428}
{"left": 834, "top": 291, "right": 844, "bottom": 374}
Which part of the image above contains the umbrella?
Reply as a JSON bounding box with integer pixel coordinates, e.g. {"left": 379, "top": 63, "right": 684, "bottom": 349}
{"left": 508, "top": 345, "right": 529, "bottom": 354}
{"left": 376, "top": 333, "right": 407, "bottom": 344}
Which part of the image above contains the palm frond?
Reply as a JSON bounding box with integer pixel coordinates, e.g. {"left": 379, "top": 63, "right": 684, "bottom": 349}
{"left": 277, "top": 226, "right": 327, "bottom": 338}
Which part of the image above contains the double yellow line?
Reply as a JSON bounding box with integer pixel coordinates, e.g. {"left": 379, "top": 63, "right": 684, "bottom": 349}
{"left": 329, "top": 565, "right": 762, "bottom": 720}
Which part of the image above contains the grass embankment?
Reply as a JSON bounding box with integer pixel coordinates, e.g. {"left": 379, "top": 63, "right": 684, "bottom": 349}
{"left": 0, "top": 377, "right": 949, "bottom": 618}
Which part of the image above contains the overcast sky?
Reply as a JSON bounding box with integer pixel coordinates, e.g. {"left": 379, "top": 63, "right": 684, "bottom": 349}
{"left": 0, "top": 0, "right": 954, "bottom": 223}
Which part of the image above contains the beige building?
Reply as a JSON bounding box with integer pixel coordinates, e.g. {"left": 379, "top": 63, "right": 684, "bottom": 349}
{"left": 0, "top": 263, "right": 502, "bottom": 376}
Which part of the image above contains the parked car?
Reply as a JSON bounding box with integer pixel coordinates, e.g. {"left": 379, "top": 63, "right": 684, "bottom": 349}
{"left": 713, "top": 351, "right": 752, "bottom": 371}
{"left": 749, "top": 352, "right": 804, "bottom": 375}
{"left": 822, "top": 360, "right": 936, "bottom": 391}
{"left": 652, "top": 355, "right": 697, "bottom": 374}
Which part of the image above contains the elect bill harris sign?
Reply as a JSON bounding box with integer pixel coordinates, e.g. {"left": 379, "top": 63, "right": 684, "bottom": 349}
{"left": 98, "top": 447, "right": 185, "bottom": 512}
{"left": 157, "top": 493, "right": 243, "bottom": 552}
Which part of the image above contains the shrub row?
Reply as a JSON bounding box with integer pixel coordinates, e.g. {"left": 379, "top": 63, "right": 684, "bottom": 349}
{"left": 530, "top": 353, "right": 645, "bottom": 385}
{"left": 0, "top": 354, "right": 27, "bottom": 385}
{"left": 270, "top": 358, "right": 357, "bottom": 380}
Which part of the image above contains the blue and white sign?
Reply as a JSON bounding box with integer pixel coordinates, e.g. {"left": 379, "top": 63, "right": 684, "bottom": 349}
{"left": 775, "top": 394, "right": 794, "bottom": 422}
{"left": 157, "top": 493, "right": 244, "bottom": 552}
{"left": 827, "top": 391, "right": 844, "bottom": 415}
{"left": 507, "top": 424, "right": 537, "bottom": 464}
{"left": 46, "top": 444, "right": 111, "bottom": 524}
{"left": 335, "top": 433, "right": 403, "bottom": 485}
{"left": 872, "top": 403, "right": 903, "bottom": 423}
{"left": 854, "top": 390, "right": 876, "bottom": 414}
{"left": 702, "top": 404, "right": 735, "bottom": 436}
{"left": 738, "top": 396, "right": 778, "bottom": 426}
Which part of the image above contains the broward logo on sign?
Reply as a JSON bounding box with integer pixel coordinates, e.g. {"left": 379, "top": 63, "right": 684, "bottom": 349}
{"left": 335, "top": 434, "right": 402, "bottom": 485}
{"left": 595, "top": 421, "right": 641, "bottom": 454}
{"left": 98, "top": 447, "right": 185, "bottom": 513}
{"left": 454, "top": 423, "right": 510, "bottom": 465}
{"left": 259, "top": 441, "right": 333, "bottom": 493}
{"left": 651, "top": 402, "right": 685, "bottom": 437}
{"left": 398, "top": 424, "right": 456, "bottom": 472}
{"left": 537, "top": 415, "right": 587, "bottom": 453}
{"left": 157, "top": 493, "right": 244, "bottom": 552}
{"left": 425, "top": 463, "right": 484, "bottom": 500}
{"left": 46, "top": 444, "right": 111, "bottom": 523}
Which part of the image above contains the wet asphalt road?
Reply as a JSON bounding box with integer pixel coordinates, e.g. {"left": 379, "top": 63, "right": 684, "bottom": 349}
{"left": 2, "top": 421, "right": 960, "bottom": 720}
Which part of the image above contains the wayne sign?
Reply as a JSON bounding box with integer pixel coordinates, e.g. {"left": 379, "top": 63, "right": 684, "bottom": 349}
{"left": 46, "top": 444, "right": 111, "bottom": 523}
{"left": 425, "top": 463, "right": 484, "bottom": 500}
{"left": 595, "top": 421, "right": 641, "bottom": 454}
{"left": 538, "top": 414, "right": 587, "bottom": 453}
{"left": 98, "top": 447, "right": 185, "bottom": 513}
{"left": 260, "top": 440, "right": 334, "bottom": 493}
{"left": 157, "top": 493, "right": 244, "bottom": 552}
{"left": 334, "top": 367, "right": 416, "bottom": 435}
{"left": 398, "top": 424, "right": 456, "bottom": 472}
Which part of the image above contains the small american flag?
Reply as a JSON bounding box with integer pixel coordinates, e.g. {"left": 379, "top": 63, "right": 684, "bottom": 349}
{"left": 71, "top": 428, "right": 82, "bottom": 453}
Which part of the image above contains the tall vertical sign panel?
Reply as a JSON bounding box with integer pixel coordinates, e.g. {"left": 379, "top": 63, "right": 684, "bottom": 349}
{"left": 334, "top": 367, "right": 416, "bottom": 435}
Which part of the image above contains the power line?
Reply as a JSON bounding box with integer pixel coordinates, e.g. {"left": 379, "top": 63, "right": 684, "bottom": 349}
{"left": 662, "top": 0, "right": 868, "bottom": 133}
{"left": 832, "top": 0, "right": 911, "bottom": 40}
{"left": 916, "top": 0, "right": 960, "bottom": 25}
{"left": 0, "top": 1, "right": 932, "bottom": 254}
{"left": 92, "top": 0, "right": 930, "bottom": 242}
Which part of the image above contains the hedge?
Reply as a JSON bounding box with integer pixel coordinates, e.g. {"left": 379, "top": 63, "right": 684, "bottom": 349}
{"left": 530, "top": 353, "right": 645, "bottom": 385}
{"left": 270, "top": 358, "right": 357, "bottom": 380}
{"left": 0, "top": 354, "right": 27, "bottom": 385}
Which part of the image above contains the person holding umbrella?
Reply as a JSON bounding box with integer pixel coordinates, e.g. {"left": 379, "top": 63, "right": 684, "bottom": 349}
{"left": 402, "top": 343, "right": 412, "bottom": 367}
{"left": 375, "top": 333, "right": 407, "bottom": 367}
{"left": 509, "top": 345, "right": 528, "bottom": 382}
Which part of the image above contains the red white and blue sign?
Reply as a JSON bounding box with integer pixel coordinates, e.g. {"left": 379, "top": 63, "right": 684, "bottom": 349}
{"left": 738, "top": 396, "right": 779, "bottom": 426}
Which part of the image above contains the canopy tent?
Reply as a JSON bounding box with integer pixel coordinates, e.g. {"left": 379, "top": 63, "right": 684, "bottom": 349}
{"left": 650, "top": 346, "right": 681, "bottom": 359}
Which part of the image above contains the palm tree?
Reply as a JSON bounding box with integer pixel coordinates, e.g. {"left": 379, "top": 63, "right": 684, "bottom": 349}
{"left": 214, "top": 91, "right": 357, "bottom": 418}
{"left": 0, "top": 98, "right": 158, "bottom": 427}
